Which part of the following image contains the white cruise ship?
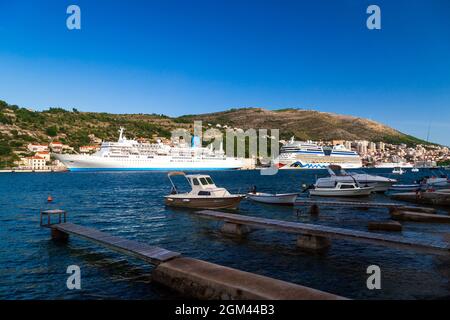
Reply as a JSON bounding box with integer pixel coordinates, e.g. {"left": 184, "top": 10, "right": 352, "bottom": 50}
{"left": 54, "top": 128, "right": 244, "bottom": 171}
{"left": 276, "top": 137, "right": 362, "bottom": 170}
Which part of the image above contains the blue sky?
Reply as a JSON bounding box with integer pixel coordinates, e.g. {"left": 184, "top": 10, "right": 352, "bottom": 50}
{"left": 0, "top": 0, "right": 449, "bottom": 145}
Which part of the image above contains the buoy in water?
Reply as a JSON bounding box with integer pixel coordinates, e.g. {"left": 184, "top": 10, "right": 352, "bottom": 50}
{"left": 47, "top": 195, "right": 53, "bottom": 202}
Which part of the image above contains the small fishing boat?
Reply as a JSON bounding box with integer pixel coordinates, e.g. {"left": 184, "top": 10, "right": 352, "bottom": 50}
{"left": 246, "top": 192, "right": 298, "bottom": 205}
{"left": 315, "top": 165, "right": 397, "bottom": 192}
{"left": 309, "top": 182, "right": 374, "bottom": 197}
{"left": 411, "top": 168, "right": 420, "bottom": 173}
{"left": 164, "top": 172, "right": 244, "bottom": 209}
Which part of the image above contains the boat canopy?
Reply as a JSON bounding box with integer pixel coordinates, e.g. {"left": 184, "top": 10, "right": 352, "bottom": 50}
{"left": 168, "top": 171, "right": 186, "bottom": 177}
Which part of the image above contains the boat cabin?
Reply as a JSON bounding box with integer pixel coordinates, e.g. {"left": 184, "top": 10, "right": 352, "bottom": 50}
{"left": 317, "top": 182, "right": 360, "bottom": 190}
{"left": 167, "top": 172, "right": 230, "bottom": 197}
{"left": 186, "top": 175, "right": 217, "bottom": 189}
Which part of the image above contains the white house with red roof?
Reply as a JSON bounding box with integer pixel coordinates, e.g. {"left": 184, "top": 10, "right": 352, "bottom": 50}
{"left": 49, "top": 141, "right": 63, "bottom": 153}
{"left": 27, "top": 144, "right": 49, "bottom": 152}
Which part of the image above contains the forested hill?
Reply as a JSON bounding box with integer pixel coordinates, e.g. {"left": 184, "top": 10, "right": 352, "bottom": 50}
{"left": 0, "top": 100, "right": 430, "bottom": 167}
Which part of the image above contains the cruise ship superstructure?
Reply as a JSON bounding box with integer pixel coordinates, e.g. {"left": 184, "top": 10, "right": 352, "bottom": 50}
{"left": 54, "top": 128, "right": 245, "bottom": 171}
{"left": 277, "top": 137, "right": 362, "bottom": 169}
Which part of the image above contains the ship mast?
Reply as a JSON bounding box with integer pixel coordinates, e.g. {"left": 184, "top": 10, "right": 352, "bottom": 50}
{"left": 118, "top": 127, "right": 125, "bottom": 142}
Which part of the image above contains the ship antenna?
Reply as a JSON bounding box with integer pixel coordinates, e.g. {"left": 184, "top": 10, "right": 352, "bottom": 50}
{"left": 426, "top": 122, "right": 431, "bottom": 143}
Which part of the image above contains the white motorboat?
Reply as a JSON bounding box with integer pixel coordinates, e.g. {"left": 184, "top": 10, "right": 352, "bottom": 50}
{"left": 309, "top": 182, "right": 374, "bottom": 197}
{"left": 164, "top": 172, "right": 244, "bottom": 209}
{"left": 388, "top": 184, "right": 422, "bottom": 192}
{"left": 392, "top": 167, "right": 405, "bottom": 175}
{"left": 422, "top": 168, "right": 450, "bottom": 187}
{"left": 411, "top": 168, "right": 420, "bottom": 173}
{"left": 246, "top": 192, "right": 298, "bottom": 205}
{"left": 314, "top": 166, "right": 397, "bottom": 192}
{"left": 375, "top": 162, "right": 414, "bottom": 169}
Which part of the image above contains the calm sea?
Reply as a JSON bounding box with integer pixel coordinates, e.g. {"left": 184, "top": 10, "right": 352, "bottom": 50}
{"left": 0, "top": 169, "right": 449, "bottom": 300}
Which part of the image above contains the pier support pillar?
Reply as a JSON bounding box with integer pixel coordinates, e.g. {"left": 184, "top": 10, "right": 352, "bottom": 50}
{"left": 309, "top": 204, "right": 320, "bottom": 215}
{"left": 296, "top": 234, "right": 330, "bottom": 251}
{"left": 220, "top": 222, "right": 251, "bottom": 236}
{"left": 51, "top": 228, "right": 69, "bottom": 242}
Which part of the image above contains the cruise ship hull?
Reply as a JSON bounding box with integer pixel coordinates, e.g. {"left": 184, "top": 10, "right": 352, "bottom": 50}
{"left": 278, "top": 159, "right": 362, "bottom": 170}
{"left": 54, "top": 154, "right": 244, "bottom": 171}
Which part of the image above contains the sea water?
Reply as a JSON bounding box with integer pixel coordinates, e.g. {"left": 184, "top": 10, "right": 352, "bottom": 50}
{"left": 0, "top": 169, "right": 449, "bottom": 299}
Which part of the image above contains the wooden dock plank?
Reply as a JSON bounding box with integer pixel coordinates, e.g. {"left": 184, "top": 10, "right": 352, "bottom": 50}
{"left": 196, "top": 210, "right": 450, "bottom": 255}
{"left": 52, "top": 223, "right": 180, "bottom": 264}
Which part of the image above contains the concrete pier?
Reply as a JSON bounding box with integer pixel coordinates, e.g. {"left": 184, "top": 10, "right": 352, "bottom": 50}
{"left": 152, "top": 257, "right": 345, "bottom": 300}
{"left": 368, "top": 221, "right": 403, "bottom": 232}
{"left": 390, "top": 210, "right": 450, "bottom": 223}
{"left": 195, "top": 210, "right": 450, "bottom": 255}
{"left": 42, "top": 219, "right": 345, "bottom": 300}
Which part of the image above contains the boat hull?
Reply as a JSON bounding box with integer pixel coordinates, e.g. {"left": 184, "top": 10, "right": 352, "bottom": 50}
{"left": 246, "top": 193, "right": 298, "bottom": 205}
{"left": 309, "top": 187, "right": 373, "bottom": 197}
{"left": 164, "top": 196, "right": 244, "bottom": 209}
{"left": 54, "top": 154, "right": 244, "bottom": 171}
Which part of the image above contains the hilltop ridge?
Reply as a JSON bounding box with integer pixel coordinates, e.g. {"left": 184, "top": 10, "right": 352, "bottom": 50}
{"left": 0, "top": 100, "right": 430, "bottom": 167}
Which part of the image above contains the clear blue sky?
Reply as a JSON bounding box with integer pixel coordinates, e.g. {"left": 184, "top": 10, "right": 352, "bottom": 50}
{"left": 0, "top": 0, "right": 449, "bottom": 145}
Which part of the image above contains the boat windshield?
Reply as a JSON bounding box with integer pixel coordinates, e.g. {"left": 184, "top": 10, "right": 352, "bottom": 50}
{"left": 199, "top": 177, "right": 209, "bottom": 185}
{"left": 206, "top": 177, "right": 214, "bottom": 184}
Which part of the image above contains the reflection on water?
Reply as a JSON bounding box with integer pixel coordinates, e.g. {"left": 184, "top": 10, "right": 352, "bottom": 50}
{"left": 0, "top": 169, "right": 449, "bottom": 299}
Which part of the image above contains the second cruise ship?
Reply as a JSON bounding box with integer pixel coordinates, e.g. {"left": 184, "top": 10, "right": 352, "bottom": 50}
{"left": 277, "top": 137, "right": 362, "bottom": 169}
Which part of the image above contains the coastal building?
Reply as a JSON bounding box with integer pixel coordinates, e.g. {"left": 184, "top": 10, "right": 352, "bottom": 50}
{"left": 344, "top": 141, "right": 353, "bottom": 151}
{"left": 27, "top": 144, "right": 49, "bottom": 152}
{"left": 368, "top": 142, "right": 377, "bottom": 153}
{"left": 35, "top": 151, "right": 51, "bottom": 162}
{"left": 49, "top": 141, "right": 63, "bottom": 153}
{"left": 24, "top": 156, "right": 46, "bottom": 170}
{"left": 377, "top": 142, "right": 386, "bottom": 152}
{"left": 79, "top": 145, "right": 100, "bottom": 153}
{"left": 332, "top": 140, "right": 345, "bottom": 146}
{"left": 356, "top": 141, "right": 369, "bottom": 155}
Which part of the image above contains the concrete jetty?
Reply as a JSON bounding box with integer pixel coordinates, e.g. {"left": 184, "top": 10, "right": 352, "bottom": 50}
{"left": 390, "top": 210, "right": 450, "bottom": 223}
{"left": 194, "top": 210, "right": 450, "bottom": 255}
{"left": 40, "top": 210, "right": 345, "bottom": 300}
{"left": 295, "top": 199, "right": 436, "bottom": 213}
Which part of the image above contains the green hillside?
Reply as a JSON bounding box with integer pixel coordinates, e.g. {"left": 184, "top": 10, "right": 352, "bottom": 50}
{"left": 0, "top": 100, "right": 432, "bottom": 168}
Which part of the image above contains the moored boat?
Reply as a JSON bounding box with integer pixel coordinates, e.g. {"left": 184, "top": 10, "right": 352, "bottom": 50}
{"left": 246, "top": 192, "right": 298, "bottom": 205}
{"left": 389, "top": 184, "right": 422, "bottom": 192}
{"left": 164, "top": 172, "right": 244, "bottom": 209}
{"left": 309, "top": 182, "right": 374, "bottom": 197}
{"left": 315, "top": 166, "right": 397, "bottom": 192}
